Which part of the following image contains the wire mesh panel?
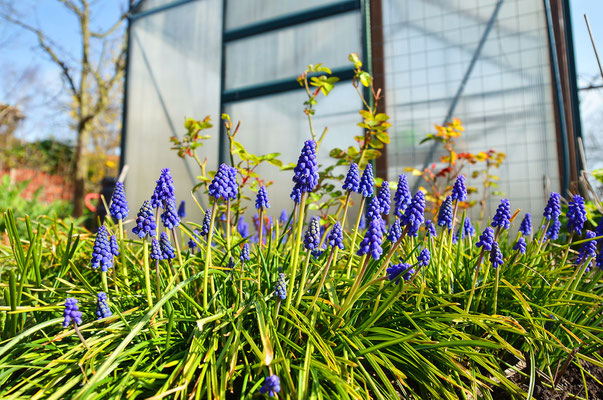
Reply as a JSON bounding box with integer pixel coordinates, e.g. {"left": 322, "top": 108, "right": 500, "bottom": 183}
{"left": 381, "top": 0, "right": 560, "bottom": 219}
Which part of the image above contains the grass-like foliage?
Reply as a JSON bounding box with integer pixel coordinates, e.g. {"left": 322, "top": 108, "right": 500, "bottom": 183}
{"left": 1, "top": 57, "right": 602, "bottom": 399}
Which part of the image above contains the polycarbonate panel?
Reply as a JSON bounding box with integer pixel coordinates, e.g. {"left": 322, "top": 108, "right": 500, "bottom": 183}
{"left": 124, "top": 0, "right": 222, "bottom": 218}
{"left": 382, "top": 0, "right": 560, "bottom": 219}
{"left": 138, "top": 0, "right": 176, "bottom": 12}
{"left": 225, "top": 11, "right": 361, "bottom": 90}
{"left": 225, "top": 0, "right": 346, "bottom": 30}
{"left": 224, "top": 84, "right": 361, "bottom": 215}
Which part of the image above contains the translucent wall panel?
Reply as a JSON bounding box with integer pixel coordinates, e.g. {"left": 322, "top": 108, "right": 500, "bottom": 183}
{"left": 382, "top": 0, "right": 560, "bottom": 218}
{"left": 224, "top": 84, "right": 361, "bottom": 216}
{"left": 225, "top": 0, "right": 345, "bottom": 30}
{"left": 139, "top": 0, "right": 177, "bottom": 12}
{"left": 225, "top": 12, "right": 361, "bottom": 90}
{"left": 124, "top": 0, "right": 222, "bottom": 217}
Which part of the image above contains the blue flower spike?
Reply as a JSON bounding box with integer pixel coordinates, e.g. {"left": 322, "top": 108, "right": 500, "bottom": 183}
{"left": 256, "top": 186, "right": 270, "bottom": 210}
{"left": 292, "top": 140, "right": 319, "bottom": 195}
{"left": 358, "top": 163, "right": 374, "bottom": 198}
{"left": 132, "top": 200, "right": 157, "bottom": 239}
{"left": 274, "top": 273, "right": 287, "bottom": 300}
{"left": 109, "top": 181, "right": 129, "bottom": 221}
{"left": 96, "top": 292, "right": 112, "bottom": 320}
{"left": 491, "top": 198, "right": 511, "bottom": 230}
{"left": 151, "top": 168, "right": 176, "bottom": 209}
{"left": 393, "top": 174, "right": 412, "bottom": 217}
{"left": 342, "top": 163, "right": 360, "bottom": 193}
{"left": 567, "top": 194, "right": 587, "bottom": 235}
{"left": 451, "top": 175, "right": 467, "bottom": 202}
{"left": 259, "top": 375, "right": 281, "bottom": 397}
{"left": 91, "top": 225, "right": 113, "bottom": 272}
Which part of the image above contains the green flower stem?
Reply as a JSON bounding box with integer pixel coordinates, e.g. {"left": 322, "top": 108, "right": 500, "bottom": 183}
{"left": 340, "top": 191, "right": 352, "bottom": 230}
{"left": 203, "top": 201, "right": 218, "bottom": 310}
{"left": 226, "top": 198, "right": 232, "bottom": 259}
{"left": 73, "top": 322, "right": 90, "bottom": 350}
{"left": 142, "top": 240, "right": 153, "bottom": 309}
{"left": 294, "top": 252, "right": 312, "bottom": 308}
{"left": 285, "top": 193, "right": 306, "bottom": 310}
{"left": 306, "top": 246, "right": 335, "bottom": 316}
{"left": 101, "top": 271, "right": 109, "bottom": 294}
{"left": 239, "top": 260, "right": 244, "bottom": 306}
{"left": 258, "top": 208, "right": 264, "bottom": 250}
{"left": 171, "top": 228, "right": 186, "bottom": 281}
{"left": 465, "top": 249, "right": 486, "bottom": 313}
{"left": 493, "top": 266, "right": 500, "bottom": 315}
{"left": 118, "top": 219, "right": 129, "bottom": 286}
{"left": 155, "top": 260, "right": 163, "bottom": 319}
{"left": 338, "top": 254, "right": 369, "bottom": 319}
{"left": 559, "top": 232, "right": 575, "bottom": 271}
{"left": 345, "top": 197, "right": 366, "bottom": 279}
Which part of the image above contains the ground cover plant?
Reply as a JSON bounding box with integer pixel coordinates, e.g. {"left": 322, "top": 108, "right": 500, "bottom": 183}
{"left": 1, "top": 58, "right": 603, "bottom": 399}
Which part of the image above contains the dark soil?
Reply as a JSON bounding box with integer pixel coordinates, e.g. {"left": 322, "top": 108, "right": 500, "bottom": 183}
{"left": 491, "top": 358, "right": 603, "bottom": 400}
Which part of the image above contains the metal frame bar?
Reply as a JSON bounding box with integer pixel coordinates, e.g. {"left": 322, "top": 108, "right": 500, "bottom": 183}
{"left": 224, "top": 0, "right": 360, "bottom": 42}
{"left": 413, "top": 0, "right": 504, "bottom": 192}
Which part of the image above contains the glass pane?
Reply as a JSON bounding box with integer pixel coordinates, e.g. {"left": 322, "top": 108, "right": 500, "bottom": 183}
{"left": 225, "top": 0, "right": 346, "bottom": 30}
{"left": 225, "top": 11, "right": 361, "bottom": 90}
{"left": 382, "top": 0, "right": 560, "bottom": 217}
{"left": 124, "top": 0, "right": 222, "bottom": 213}
{"left": 224, "top": 84, "right": 361, "bottom": 215}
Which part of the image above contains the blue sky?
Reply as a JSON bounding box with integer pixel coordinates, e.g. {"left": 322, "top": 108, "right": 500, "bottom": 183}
{"left": 1, "top": 0, "right": 602, "bottom": 152}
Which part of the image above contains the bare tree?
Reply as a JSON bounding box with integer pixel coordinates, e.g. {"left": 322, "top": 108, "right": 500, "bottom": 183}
{"left": 1, "top": 0, "right": 132, "bottom": 216}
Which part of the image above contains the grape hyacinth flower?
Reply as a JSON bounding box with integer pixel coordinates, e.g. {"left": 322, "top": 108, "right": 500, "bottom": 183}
{"left": 151, "top": 168, "right": 176, "bottom": 209}
{"left": 401, "top": 191, "right": 425, "bottom": 237}
{"left": 342, "top": 163, "right": 360, "bottom": 193}
{"left": 491, "top": 198, "right": 511, "bottom": 230}
{"left": 279, "top": 209, "right": 288, "bottom": 225}
{"left": 220, "top": 212, "right": 227, "bottom": 222}
{"left": 150, "top": 238, "right": 163, "bottom": 261}
{"left": 575, "top": 231, "right": 597, "bottom": 269}
{"left": 200, "top": 208, "right": 212, "bottom": 237}
{"left": 304, "top": 217, "right": 321, "bottom": 251}
{"left": 387, "top": 218, "right": 402, "bottom": 242}
{"left": 519, "top": 213, "right": 532, "bottom": 236}
{"left": 437, "top": 196, "right": 453, "bottom": 229}
{"left": 543, "top": 192, "right": 561, "bottom": 221}
{"left": 327, "top": 222, "right": 344, "bottom": 249}
{"left": 476, "top": 227, "right": 495, "bottom": 251}
{"left": 490, "top": 241, "right": 503, "bottom": 268}
{"left": 255, "top": 186, "right": 270, "bottom": 210}
{"left": 393, "top": 174, "right": 412, "bottom": 217}
{"left": 567, "top": 194, "right": 587, "bottom": 235}
{"left": 237, "top": 216, "right": 249, "bottom": 237}
{"left": 274, "top": 273, "right": 287, "bottom": 300}
{"left": 358, "top": 163, "right": 374, "bottom": 198}
{"left": 357, "top": 217, "right": 383, "bottom": 260}
{"left": 290, "top": 183, "right": 302, "bottom": 204}
{"left": 453, "top": 217, "right": 475, "bottom": 243}
{"left": 425, "top": 221, "right": 437, "bottom": 238}
{"left": 62, "top": 298, "right": 83, "bottom": 328}
{"left": 451, "top": 175, "right": 467, "bottom": 202}
{"left": 96, "top": 292, "right": 112, "bottom": 320}
{"left": 418, "top": 248, "right": 431, "bottom": 267}
{"left": 188, "top": 230, "right": 200, "bottom": 250}
{"left": 292, "top": 140, "right": 318, "bottom": 194}
{"left": 365, "top": 197, "right": 384, "bottom": 233}
{"left": 178, "top": 200, "right": 186, "bottom": 218}
{"left": 109, "top": 181, "right": 129, "bottom": 221}
{"left": 159, "top": 232, "right": 175, "bottom": 260}
{"left": 513, "top": 237, "right": 527, "bottom": 254}
{"left": 386, "top": 262, "right": 415, "bottom": 285}
{"left": 259, "top": 375, "right": 281, "bottom": 397}
{"left": 358, "top": 215, "right": 367, "bottom": 230}
{"left": 160, "top": 200, "right": 181, "bottom": 229}
{"left": 377, "top": 181, "right": 391, "bottom": 215}
{"left": 240, "top": 243, "right": 250, "bottom": 262}
{"left": 91, "top": 225, "right": 113, "bottom": 272}
{"left": 209, "top": 163, "right": 238, "bottom": 201}
{"left": 110, "top": 235, "right": 119, "bottom": 256}
{"left": 546, "top": 219, "right": 561, "bottom": 240}
{"left": 132, "top": 201, "right": 157, "bottom": 239}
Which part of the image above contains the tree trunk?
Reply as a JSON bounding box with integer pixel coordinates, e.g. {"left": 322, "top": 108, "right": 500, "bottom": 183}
{"left": 72, "top": 123, "right": 90, "bottom": 217}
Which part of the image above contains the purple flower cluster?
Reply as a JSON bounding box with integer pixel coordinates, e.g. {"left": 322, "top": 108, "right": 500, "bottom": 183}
{"left": 304, "top": 217, "right": 321, "bottom": 251}
{"left": 357, "top": 217, "right": 383, "bottom": 260}
{"left": 151, "top": 168, "right": 176, "bottom": 209}
{"left": 425, "top": 221, "right": 437, "bottom": 238}
{"left": 393, "top": 174, "right": 412, "bottom": 218}
{"left": 358, "top": 164, "right": 374, "bottom": 198}
{"left": 188, "top": 230, "right": 200, "bottom": 250}
{"left": 91, "top": 225, "right": 113, "bottom": 272}
{"left": 62, "top": 298, "right": 82, "bottom": 328}
{"left": 255, "top": 186, "right": 270, "bottom": 210}
{"left": 178, "top": 200, "right": 186, "bottom": 218}
{"left": 519, "top": 213, "right": 532, "bottom": 236}
{"left": 575, "top": 231, "right": 597, "bottom": 269}
{"left": 259, "top": 375, "right": 281, "bottom": 397}
{"left": 543, "top": 192, "right": 561, "bottom": 221}
{"left": 160, "top": 199, "right": 180, "bottom": 229}
{"left": 292, "top": 140, "right": 318, "bottom": 195}
{"left": 476, "top": 227, "right": 495, "bottom": 251}
{"left": 274, "top": 273, "right": 287, "bottom": 300}
{"left": 132, "top": 201, "right": 157, "bottom": 239}
{"left": 109, "top": 181, "right": 129, "bottom": 221}
{"left": 566, "top": 195, "right": 587, "bottom": 235}
{"left": 513, "top": 237, "right": 527, "bottom": 254}
{"left": 328, "top": 222, "right": 344, "bottom": 249}
{"left": 401, "top": 191, "right": 425, "bottom": 237}
{"left": 437, "top": 196, "right": 453, "bottom": 229}
{"left": 96, "top": 292, "right": 112, "bottom": 319}
{"left": 209, "top": 163, "right": 238, "bottom": 201}
{"left": 159, "top": 232, "right": 175, "bottom": 260}
{"left": 387, "top": 218, "right": 402, "bottom": 242}
{"left": 377, "top": 181, "right": 391, "bottom": 215}
{"left": 453, "top": 217, "right": 474, "bottom": 243}
{"left": 240, "top": 243, "right": 250, "bottom": 261}
{"left": 386, "top": 262, "right": 414, "bottom": 285}
{"left": 546, "top": 219, "right": 561, "bottom": 240}
{"left": 342, "top": 163, "right": 360, "bottom": 193}
{"left": 110, "top": 235, "right": 119, "bottom": 256}
{"left": 491, "top": 198, "right": 511, "bottom": 230}
{"left": 200, "top": 208, "right": 212, "bottom": 236}
{"left": 451, "top": 175, "right": 467, "bottom": 202}
{"left": 490, "top": 241, "right": 503, "bottom": 268}
{"left": 150, "top": 238, "right": 163, "bottom": 261}
{"left": 418, "top": 248, "right": 430, "bottom": 267}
